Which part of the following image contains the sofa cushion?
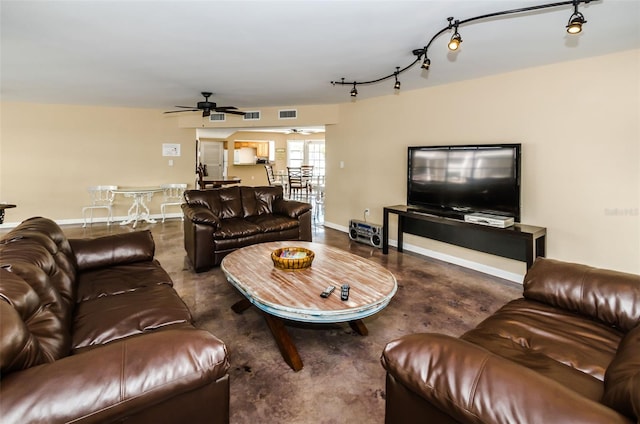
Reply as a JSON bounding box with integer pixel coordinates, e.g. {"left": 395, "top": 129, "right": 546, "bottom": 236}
{"left": 184, "top": 186, "right": 243, "bottom": 219}
{"left": 0, "top": 260, "right": 72, "bottom": 363}
{"left": 72, "top": 284, "right": 192, "bottom": 351}
{"left": 461, "top": 298, "right": 623, "bottom": 401}
{"left": 0, "top": 328, "right": 229, "bottom": 424}
{"left": 240, "top": 186, "right": 282, "bottom": 217}
{"left": 212, "top": 217, "right": 262, "bottom": 239}
{"left": 245, "top": 214, "right": 299, "bottom": 232}
{"left": 212, "top": 227, "right": 301, "bottom": 254}
{"left": 382, "top": 333, "right": 632, "bottom": 424}
{"left": 603, "top": 325, "right": 640, "bottom": 420}
{"left": 0, "top": 268, "right": 58, "bottom": 372}
{"left": 76, "top": 260, "right": 174, "bottom": 302}
{"left": 524, "top": 258, "right": 640, "bottom": 332}
{"left": 1, "top": 232, "right": 77, "bottom": 315}
{"left": 70, "top": 230, "right": 155, "bottom": 272}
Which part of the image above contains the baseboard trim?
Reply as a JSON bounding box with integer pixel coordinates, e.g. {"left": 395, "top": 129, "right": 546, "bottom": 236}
{"left": 0, "top": 213, "right": 184, "bottom": 229}
{"left": 323, "top": 220, "right": 524, "bottom": 284}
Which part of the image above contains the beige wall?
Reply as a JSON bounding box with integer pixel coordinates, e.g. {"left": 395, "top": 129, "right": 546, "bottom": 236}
{"left": 325, "top": 49, "right": 640, "bottom": 279}
{"left": 0, "top": 103, "right": 196, "bottom": 222}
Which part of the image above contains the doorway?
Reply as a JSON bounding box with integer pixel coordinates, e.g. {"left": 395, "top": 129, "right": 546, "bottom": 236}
{"left": 198, "top": 140, "right": 225, "bottom": 182}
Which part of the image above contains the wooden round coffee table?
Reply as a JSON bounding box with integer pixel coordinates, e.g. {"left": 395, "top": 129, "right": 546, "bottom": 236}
{"left": 221, "top": 241, "right": 397, "bottom": 371}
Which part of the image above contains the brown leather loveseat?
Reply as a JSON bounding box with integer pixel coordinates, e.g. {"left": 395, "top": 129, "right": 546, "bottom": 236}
{"left": 382, "top": 258, "right": 640, "bottom": 424}
{"left": 182, "top": 185, "right": 312, "bottom": 272}
{"left": 0, "top": 217, "right": 230, "bottom": 424}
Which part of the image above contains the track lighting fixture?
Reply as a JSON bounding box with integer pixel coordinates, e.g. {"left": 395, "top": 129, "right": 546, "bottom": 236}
{"left": 421, "top": 56, "right": 431, "bottom": 70}
{"left": 448, "top": 19, "right": 462, "bottom": 51}
{"left": 331, "top": 0, "right": 595, "bottom": 98}
{"left": 448, "top": 32, "right": 462, "bottom": 51}
{"left": 566, "top": 0, "right": 587, "bottom": 34}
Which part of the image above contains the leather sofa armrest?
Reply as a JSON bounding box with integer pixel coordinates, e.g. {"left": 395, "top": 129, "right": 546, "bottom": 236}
{"left": 273, "top": 199, "right": 312, "bottom": 218}
{"left": 182, "top": 204, "right": 221, "bottom": 229}
{"left": 70, "top": 230, "right": 155, "bottom": 271}
{"left": 0, "top": 328, "right": 229, "bottom": 424}
{"left": 381, "top": 333, "right": 632, "bottom": 424}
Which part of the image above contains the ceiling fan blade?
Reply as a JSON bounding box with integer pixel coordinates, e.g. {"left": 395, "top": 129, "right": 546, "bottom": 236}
{"left": 174, "top": 105, "right": 197, "bottom": 109}
{"left": 164, "top": 109, "right": 198, "bottom": 114}
{"left": 214, "top": 106, "right": 238, "bottom": 110}
{"left": 220, "top": 109, "right": 246, "bottom": 116}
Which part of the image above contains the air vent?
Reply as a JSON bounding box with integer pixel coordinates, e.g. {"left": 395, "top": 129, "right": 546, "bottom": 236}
{"left": 278, "top": 109, "right": 297, "bottom": 119}
{"left": 209, "top": 113, "right": 226, "bottom": 122}
{"left": 243, "top": 111, "right": 261, "bottom": 121}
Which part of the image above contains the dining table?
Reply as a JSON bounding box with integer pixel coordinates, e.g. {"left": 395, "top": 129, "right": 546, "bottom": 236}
{"left": 272, "top": 170, "right": 289, "bottom": 196}
{"left": 198, "top": 177, "right": 242, "bottom": 189}
{"left": 112, "top": 187, "right": 163, "bottom": 228}
{"left": 0, "top": 203, "right": 16, "bottom": 224}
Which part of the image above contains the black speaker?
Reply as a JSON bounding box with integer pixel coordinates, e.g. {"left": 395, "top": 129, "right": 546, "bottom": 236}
{"left": 349, "top": 219, "right": 383, "bottom": 248}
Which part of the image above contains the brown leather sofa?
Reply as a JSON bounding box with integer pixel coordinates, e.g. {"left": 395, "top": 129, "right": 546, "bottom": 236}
{"left": 381, "top": 258, "right": 640, "bottom": 424}
{"left": 0, "top": 217, "right": 230, "bottom": 424}
{"left": 182, "top": 185, "right": 312, "bottom": 272}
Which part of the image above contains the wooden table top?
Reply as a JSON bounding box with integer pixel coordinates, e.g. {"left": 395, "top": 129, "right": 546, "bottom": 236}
{"left": 221, "top": 241, "right": 397, "bottom": 323}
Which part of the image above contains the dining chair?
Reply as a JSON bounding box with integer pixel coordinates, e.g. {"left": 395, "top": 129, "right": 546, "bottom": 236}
{"left": 265, "top": 164, "right": 287, "bottom": 192}
{"left": 301, "top": 165, "right": 314, "bottom": 196}
{"left": 196, "top": 164, "right": 210, "bottom": 189}
{"left": 82, "top": 185, "right": 117, "bottom": 227}
{"left": 160, "top": 183, "right": 187, "bottom": 222}
{"left": 313, "top": 180, "right": 325, "bottom": 223}
{"left": 287, "top": 167, "right": 306, "bottom": 198}
{"left": 264, "top": 164, "right": 279, "bottom": 186}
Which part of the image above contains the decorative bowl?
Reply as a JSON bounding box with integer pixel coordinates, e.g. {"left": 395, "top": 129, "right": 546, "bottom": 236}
{"left": 271, "top": 247, "right": 315, "bottom": 271}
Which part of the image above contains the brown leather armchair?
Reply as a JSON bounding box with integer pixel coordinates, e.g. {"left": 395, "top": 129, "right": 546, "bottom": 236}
{"left": 381, "top": 258, "right": 640, "bottom": 424}
{"left": 0, "top": 217, "right": 230, "bottom": 424}
{"left": 182, "top": 185, "right": 312, "bottom": 272}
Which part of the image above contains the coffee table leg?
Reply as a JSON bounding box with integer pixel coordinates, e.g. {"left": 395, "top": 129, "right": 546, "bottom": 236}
{"left": 349, "top": 319, "right": 369, "bottom": 336}
{"left": 231, "top": 298, "right": 252, "bottom": 314}
{"left": 262, "top": 314, "right": 304, "bottom": 372}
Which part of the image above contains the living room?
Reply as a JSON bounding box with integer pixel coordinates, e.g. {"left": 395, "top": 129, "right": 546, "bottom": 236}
{"left": 1, "top": 1, "right": 639, "bottom": 423}
{"left": 2, "top": 48, "right": 637, "bottom": 281}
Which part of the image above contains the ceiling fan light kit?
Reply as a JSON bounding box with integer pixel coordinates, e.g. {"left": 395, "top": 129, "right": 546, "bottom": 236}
{"left": 164, "top": 92, "right": 246, "bottom": 117}
{"left": 332, "top": 0, "right": 595, "bottom": 98}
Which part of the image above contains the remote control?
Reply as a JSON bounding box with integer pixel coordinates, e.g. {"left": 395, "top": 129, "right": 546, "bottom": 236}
{"left": 320, "top": 285, "right": 335, "bottom": 298}
{"left": 341, "top": 284, "right": 350, "bottom": 301}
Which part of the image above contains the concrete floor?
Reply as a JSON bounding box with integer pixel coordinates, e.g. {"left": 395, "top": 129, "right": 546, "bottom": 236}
{"left": 44, "top": 219, "right": 522, "bottom": 424}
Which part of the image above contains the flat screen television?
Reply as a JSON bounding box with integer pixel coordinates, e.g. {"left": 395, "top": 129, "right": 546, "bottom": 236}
{"left": 407, "top": 144, "right": 521, "bottom": 222}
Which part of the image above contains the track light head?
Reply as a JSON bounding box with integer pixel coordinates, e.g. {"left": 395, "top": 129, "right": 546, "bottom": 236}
{"left": 421, "top": 57, "right": 431, "bottom": 70}
{"left": 566, "top": 12, "right": 586, "bottom": 34}
{"left": 394, "top": 67, "right": 401, "bottom": 90}
{"left": 448, "top": 32, "right": 462, "bottom": 51}
{"left": 350, "top": 83, "right": 358, "bottom": 97}
{"left": 567, "top": 1, "right": 587, "bottom": 34}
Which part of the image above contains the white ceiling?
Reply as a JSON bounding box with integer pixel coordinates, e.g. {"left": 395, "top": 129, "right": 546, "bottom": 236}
{"left": 1, "top": 0, "right": 639, "bottom": 112}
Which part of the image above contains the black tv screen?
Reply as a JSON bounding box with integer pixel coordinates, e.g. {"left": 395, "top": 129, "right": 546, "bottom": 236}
{"left": 407, "top": 144, "right": 521, "bottom": 221}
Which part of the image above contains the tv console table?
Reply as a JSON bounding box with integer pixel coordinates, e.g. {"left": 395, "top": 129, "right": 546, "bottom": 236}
{"left": 382, "top": 205, "right": 546, "bottom": 269}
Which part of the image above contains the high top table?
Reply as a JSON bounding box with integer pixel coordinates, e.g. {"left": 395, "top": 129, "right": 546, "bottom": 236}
{"left": 0, "top": 203, "right": 16, "bottom": 224}
{"left": 112, "top": 187, "right": 163, "bottom": 228}
{"left": 221, "top": 241, "right": 397, "bottom": 371}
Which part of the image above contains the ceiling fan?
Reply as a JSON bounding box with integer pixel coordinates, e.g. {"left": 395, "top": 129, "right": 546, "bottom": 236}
{"left": 286, "top": 129, "right": 313, "bottom": 135}
{"left": 164, "top": 92, "right": 245, "bottom": 117}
